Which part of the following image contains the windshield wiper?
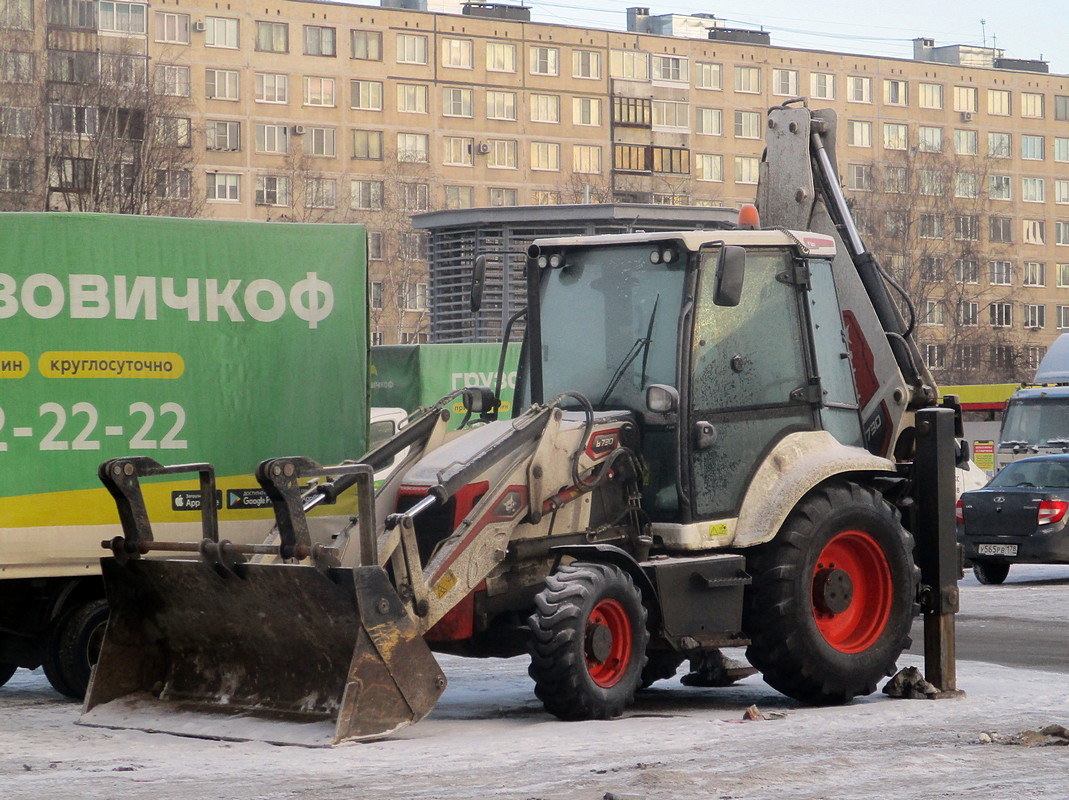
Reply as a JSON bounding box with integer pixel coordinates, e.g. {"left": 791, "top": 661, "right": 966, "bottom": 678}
{"left": 597, "top": 295, "right": 659, "bottom": 409}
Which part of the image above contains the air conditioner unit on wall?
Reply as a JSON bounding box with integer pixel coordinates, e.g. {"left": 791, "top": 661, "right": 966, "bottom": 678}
{"left": 960, "top": 111, "right": 973, "bottom": 122}
{"left": 291, "top": 125, "right": 306, "bottom": 135}
{"left": 193, "top": 20, "right": 206, "bottom": 32}
{"left": 476, "top": 141, "right": 491, "bottom": 155}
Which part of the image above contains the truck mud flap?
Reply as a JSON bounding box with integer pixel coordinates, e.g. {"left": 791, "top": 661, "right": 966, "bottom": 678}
{"left": 78, "top": 558, "right": 446, "bottom": 747}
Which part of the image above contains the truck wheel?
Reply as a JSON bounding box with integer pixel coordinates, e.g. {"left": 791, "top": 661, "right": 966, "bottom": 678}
{"left": 528, "top": 562, "right": 649, "bottom": 720}
{"left": 42, "top": 599, "right": 109, "bottom": 700}
{"left": 0, "top": 663, "right": 16, "bottom": 687}
{"left": 972, "top": 560, "right": 1010, "bottom": 585}
{"left": 743, "top": 480, "right": 917, "bottom": 706}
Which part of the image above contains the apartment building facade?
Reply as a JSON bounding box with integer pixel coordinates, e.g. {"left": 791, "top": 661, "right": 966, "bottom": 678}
{"left": 2, "top": 0, "right": 1069, "bottom": 375}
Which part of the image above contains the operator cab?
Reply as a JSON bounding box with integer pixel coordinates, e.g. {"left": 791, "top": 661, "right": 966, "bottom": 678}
{"left": 523, "top": 224, "right": 864, "bottom": 526}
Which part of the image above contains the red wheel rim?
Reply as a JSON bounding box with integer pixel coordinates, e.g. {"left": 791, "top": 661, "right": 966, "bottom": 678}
{"left": 812, "top": 530, "right": 893, "bottom": 654}
{"left": 585, "top": 598, "right": 632, "bottom": 687}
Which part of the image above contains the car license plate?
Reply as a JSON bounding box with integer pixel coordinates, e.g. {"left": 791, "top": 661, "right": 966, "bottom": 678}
{"left": 978, "top": 544, "right": 1018, "bottom": 557}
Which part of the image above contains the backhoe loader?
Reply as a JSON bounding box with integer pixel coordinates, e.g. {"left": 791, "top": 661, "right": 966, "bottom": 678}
{"left": 79, "top": 103, "right": 960, "bottom": 745}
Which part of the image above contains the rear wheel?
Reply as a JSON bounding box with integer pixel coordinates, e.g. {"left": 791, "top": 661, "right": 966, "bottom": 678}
{"left": 972, "top": 560, "right": 1010, "bottom": 585}
{"left": 0, "top": 663, "right": 17, "bottom": 687}
{"left": 528, "top": 562, "right": 648, "bottom": 720}
{"left": 743, "top": 481, "right": 917, "bottom": 705}
{"left": 42, "top": 599, "right": 109, "bottom": 700}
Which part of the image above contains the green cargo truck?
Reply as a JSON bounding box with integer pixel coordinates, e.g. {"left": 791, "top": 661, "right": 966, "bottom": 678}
{"left": 0, "top": 213, "right": 369, "bottom": 698}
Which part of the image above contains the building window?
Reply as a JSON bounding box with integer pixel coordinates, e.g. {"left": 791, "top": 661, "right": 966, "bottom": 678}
{"left": 1059, "top": 306, "right": 1069, "bottom": 330}
{"left": 443, "top": 137, "right": 473, "bottom": 166}
{"left": 0, "top": 0, "right": 33, "bottom": 29}
{"left": 399, "top": 182, "right": 429, "bottom": 212}
{"left": 919, "top": 213, "right": 943, "bottom": 239}
{"left": 304, "top": 25, "right": 336, "bottom": 57}
{"left": 396, "top": 33, "right": 427, "bottom": 64}
{"left": 573, "top": 49, "right": 601, "bottom": 79}
{"left": 400, "top": 283, "right": 428, "bottom": 312}
{"left": 1057, "top": 221, "right": 1069, "bottom": 246}
{"left": 847, "top": 120, "right": 871, "bottom": 147}
{"left": 98, "top": 1, "right": 146, "bottom": 34}
{"left": 695, "top": 108, "right": 722, "bottom": 136}
{"left": 988, "top": 132, "right": 1011, "bottom": 158}
{"left": 989, "top": 260, "right": 1013, "bottom": 285}
{"left": 531, "top": 141, "right": 560, "bottom": 171}
{"left": 308, "top": 127, "right": 336, "bottom": 157}
{"left": 368, "top": 232, "right": 384, "bottom": 261}
{"left": 486, "top": 42, "right": 516, "bottom": 73}
{"left": 734, "top": 65, "right": 760, "bottom": 93}
{"left": 255, "top": 21, "right": 288, "bottom": 53}
{"left": 953, "top": 214, "right": 979, "bottom": 241}
{"left": 883, "top": 122, "right": 907, "bottom": 150}
{"left": 350, "top": 179, "right": 383, "bottom": 210}
{"left": 154, "top": 169, "right": 190, "bottom": 200}
{"left": 398, "top": 233, "right": 427, "bottom": 261}
{"left": 155, "top": 64, "right": 190, "bottom": 97}
{"left": 613, "top": 97, "right": 651, "bottom": 127}
{"left": 958, "top": 301, "right": 979, "bottom": 327}
{"left": 573, "top": 144, "right": 602, "bottom": 174}
{"left": 1023, "top": 262, "right": 1046, "bottom": 287}
{"left": 397, "top": 83, "right": 428, "bottom": 114}
{"left": 48, "top": 0, "right": 95, "bottom": 29}
{"left": 953, "top": 86, "right": 978, "bottom": 113}
{"left": 305, "top": 177, "right": 336, "bottom": 209}
{"left": 609, "top": 49, "right": 648, "bottom": 80}
{"left": 255, "top": 73, "right": 288, "bottom": 104}
{"left": 1058, "top": 180, "right": 1069, "bottom": 205}
{"left": 810, "top": 72, "right": 834, "bottom": 99}
{"left": 205, "top": 119, "right": 240, "bottom": 151}
{"left": 771, "top": 68, "right": 798, "bottom": 96}
{"left": 1059, "top": 264, "right": 1069, "bottom": 288}
{"left": 884, "top": 78, "right": 907, "bottom": 105}
{"left": 486, "top": 90, "right": 516, "bottom": 121}
{"left": 695, "top": 62, "right": 722, "bottom": 90}
{"left": 988, "top": 89, "right": 1010, "bottom": 116}
{"left": 954, "top": 129, "right": 978, "bottom": 156}
{"left": 919, "top": 82, "right": 943, "bottom": 109}
{"left": 1025, "top": 304, "right": 1046, "bottom": 329}
{"left": 304, "top": 77, "right": 335, "bottom": 107}
{"left": 920, "top": 257, "right": 944, "bottom": 282}
{"left": 1021, "top": 92, "right": 1044, "bottom": 118}
{"left": 923, "top": 301, "right": 945, "bottom": 326}
{"left": 351, "top": 129, "right": 382, "bottom": 160}
{"left": 206, "top": 172, "right": 240, "bottom": 201}
{"left": 369, "top": 282, "right": 383, "bottom": 310}
{"left": 696, "top": 153, "right": 723, "bottom": 182}
{"left": 48, "top": 50, "right": 93, "bottom": 83}
{"left": 155, "top": 11, "right": 189, "bottom": 43}
{"left": 444, "top": 185, "right": 474, "bottom": 209}
{"left": 441, "top": 37, "right": 472, "bottom": 69}
{"left": 1022, "top": 135, "right": 1044, "bottom": 160}
{"left": 350, "top": 29, "right": 381, "bottom": 61}
{"left": 652, "top": 54, "right": 688, "bottom": 82}
{"left": 351, "top": 80, "right": 383, "bottom": 111}
{"left": 1055, "top": 138, "right": 1069, "bottom": 163}
{"left": 884, "top": 166, "right": 907, "bottom": 194}
{"left": 989, "top": 217, "right": 1013, "bottom": 243}
{"left": 989, "top": 174, "right": 1011, "bottom": 200}
{"left": 206, "top": 69, "right": 239, "bottom": 101}
{"left": 847, "top": 164, "right": 873, "bottom": 191}
{"left": 489, "top": 187, "right": 518, "bottom": 206}
{"left": 255, "top": 123, "right": 288, "bottom": 154}
{"left": 924, "top": 344, "right": 945, "bottom": 370}
{"left": 956, "top": 259, "right": 979, "bottom": 284}
{"left": 442, "top": 87, "right": 473, "bottom": 118}
{"left": 488, "top": 139, "right": 517, "bottom": 169}
{"left": 954, "top": 173, "right": 979, "bottom": 199}
{"left": 884, "top": 211, "right": 907, "bottom": 237}
{"left": 530, "top": 93, "right": 560, "bottom": 123}
{"left": 1024, "top": 219, "right": 1046, "bottom": 245}
{"left": 652, "top": 100, "right": 688, "bottom": 129}
{"left": 529, "top": 45, "right": 559, "bottom": 76}
{"left": 735, "top": 155, "right": 759, "bottom": 184}
{"left": 990, "top": 303, "right": 1013, "bottom": 328}
{"left": 847, "top": 76, "right": 871, "bottom": 103}
{"left": 733, "top": 110, "right": 760, "bottom": 139}
{"left": 204, "top": 16, "right": 238, "bottom": 48}
{"left": 957, "top": 345, "right": 981, "bottom": 370}
{"left": 652, "top": 147, "right": 689, "bottom": 174}
{"left": 154, "top": 115, "right": 191, "bottom": 147}
{"left": 255, "top": 174, "right": 290, "bottom": 206}
{"left": 918, "top": 126, "right": 942, "bottom": 153}
{"left": 1022, "top": 177, "right": 1046, "bottom": 203}
{"left": 0, "top": 158, "right": 32, "bottom": 192}
{"left": 397, "top": 132, "right": 428, "bottom": 163}
{"left": 574, "top": 97, "right": 601, "bottom": 126}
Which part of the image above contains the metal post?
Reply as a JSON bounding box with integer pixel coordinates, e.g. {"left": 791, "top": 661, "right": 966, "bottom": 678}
{"left": 912, "top": 407, "right": 963, "bottom": 694}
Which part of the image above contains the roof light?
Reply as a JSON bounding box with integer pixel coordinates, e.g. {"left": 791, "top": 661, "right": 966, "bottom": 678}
{"left": 738, "top": 204, "right": 760, "bottom": 230}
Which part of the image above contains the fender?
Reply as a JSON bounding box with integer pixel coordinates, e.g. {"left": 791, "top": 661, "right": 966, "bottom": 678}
{"left": 550, "top": 543, "right": 662, "bottom": 624}
{"left": 731, "top": 430, "right": 898, "bottom": 548}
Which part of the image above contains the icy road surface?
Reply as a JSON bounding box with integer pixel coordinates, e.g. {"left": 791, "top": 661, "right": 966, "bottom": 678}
{"left": 3, "top": 566, "right": 1068, "bottom": 800}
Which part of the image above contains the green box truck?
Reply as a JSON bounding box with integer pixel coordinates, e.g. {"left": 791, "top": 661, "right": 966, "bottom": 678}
{"left": 0, "top": 213, "right": 369, "bottom": 698}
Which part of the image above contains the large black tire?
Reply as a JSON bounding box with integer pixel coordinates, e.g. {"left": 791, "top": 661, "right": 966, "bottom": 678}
{"left": 972, "top": 560, "right": 1010, "bottom": 585}
{"left": 0, "top": 663, "right": 17, "bottom": 687}
{"left": 528, "top": 562, "right": 649, "bottom": 720}
{"left": 743, "top": 480, "right": 918, "bottom": 706}
{"left": 42, "top": 599, "right": 109, "bottom": 700}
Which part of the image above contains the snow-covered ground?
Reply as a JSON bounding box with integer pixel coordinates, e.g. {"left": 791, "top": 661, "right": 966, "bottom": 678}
{"left": 3, "top": 566, "right": 1068, "bottom": 800}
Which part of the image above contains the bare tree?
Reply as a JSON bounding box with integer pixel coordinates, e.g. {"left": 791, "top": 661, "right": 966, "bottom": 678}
{"left": 846, "top": 147, "right": 1038, "bottom": 384}
{"left": 0, "top": 30, "right": 46, "bottom": 211}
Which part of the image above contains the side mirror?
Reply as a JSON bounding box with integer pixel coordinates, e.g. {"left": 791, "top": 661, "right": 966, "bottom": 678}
{"left": 646, "top": 384, "right": 679, "bottom": 415}
{"left": 461, "top": 386, "right": 498, "bottom": 416}
{"left": 713, "top": 245, "right": 746, "bottom": 307}
{"left": 470, "top": 254, "right": 486, "bottom": 313}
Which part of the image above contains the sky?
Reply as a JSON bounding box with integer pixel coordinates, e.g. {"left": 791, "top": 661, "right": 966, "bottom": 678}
{"left": 515, "top": 0, "right": 1068, "bottom": 74}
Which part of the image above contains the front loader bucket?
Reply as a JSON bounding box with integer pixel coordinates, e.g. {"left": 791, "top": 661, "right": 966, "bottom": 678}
{"left": 78, "top": 558, "right": 446, "bottom": 747}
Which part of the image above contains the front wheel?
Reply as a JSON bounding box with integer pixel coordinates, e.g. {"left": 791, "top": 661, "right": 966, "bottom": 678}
{"left": 972, "top": 560, "right": 1010, "bottom": 585}
{"left": 743, "top": 480, "right": 917, "bottom": 705}
{"left": 528, "top": 562, "right": 649, "bottom": 720}
{"left": 42, "top": 599, "right": 109, "bottom": 700}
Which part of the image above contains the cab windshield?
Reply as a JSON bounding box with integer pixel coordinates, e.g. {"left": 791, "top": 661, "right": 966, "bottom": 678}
{"left": 537, "top": 243, "right": 686, "bottom": 411}
{"left": 1001, "top": 396, "right": 1069, "bottom": 445}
